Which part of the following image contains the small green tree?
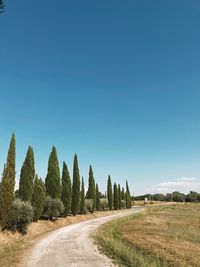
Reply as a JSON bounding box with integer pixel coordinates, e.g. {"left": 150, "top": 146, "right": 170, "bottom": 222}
{"left": 113, "top": 183, "right": 119, "bottom": 210}
{"left": 100, "top": 198, "right": 108, "bottom": 210}
{"left": 118, "top": 184, "right": 121, "bottom": 209}
{"left": 87, "top": 165, "right": 96, "bottom": 212}
{"left": 0, "top": 134, "right": 16, "bottom": 230}
{"left": 107, "top": 175, "right": 113, "bottom": 210}
{"left": 61, "top": 162, "right": 71, "bottom": 216}
{"left": 42, "top": 196, "right": 64, "bottom": 219}
{"left": 96, "top": 183, "right": 100, "bottom": 211}
{"left": 85, "top": 199, "right": 94, "bottom": 213}
{"left": 126, "top": 180, "right": 132, "bottom": 208}
{"left": 80, "top": 177, "right": 85, "bottom": 214}
{"left": 6, "top": 199, "right": 33, "bottom": 234}
{"left": 32, "top": 176, "right": 46, "bottom": 222}
{"left": 19, "top": 146, "right": 35, "bottom": 202}
{"left": 71, "top": 154, "right": 80, "bottom": 216}
{"left": 45, "top": 146, "right": 61, "bottom": 199}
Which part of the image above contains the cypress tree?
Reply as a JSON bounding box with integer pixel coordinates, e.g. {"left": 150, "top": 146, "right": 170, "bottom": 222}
{"left": 121, "top": 187, "right": 125, "bottom": 200}
{"left": 118, "top": 184, "right": 122, "bottom": 209}
{"left": 0, "top": 134, "right": 16, "bottom": 229}
{"left": 126, "top": 180, "right": 132, "bottom": 208}
{"left": 80, "top": 177, "right": 85, "bottom": 214}
{"left": 19, "top": 146, "right": 35, "bottom": 202}
{"left": 107, "top": 175, "right": 113, "bottom": 210}
{"left": 32, "top": 176, "right": 46, "bottom": 222}
{"left": 45, "top": 146, "right": 61, "bottom": 199}
{"left": 61, "top": 162, "right": 71, "bottom": 216}
{"left": 87, "top": 165, "right": 96, "bottom": 212}
{"left": 0, "top": 0, "right": 4, "bottom": 13}
{"left": 96, "top": 183, "right": 100, "bottom": 211}
{"left": 71, "top": 154, "right": 80, "bottom": 216}
{"left": 113, "top": 183, "right": 118, "bottom": 210}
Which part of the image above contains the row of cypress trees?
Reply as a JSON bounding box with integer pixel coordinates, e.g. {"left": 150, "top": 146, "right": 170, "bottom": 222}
{"left": 107, "top": 176, "right": 132, "bottom": 210}
{"left": 0, "top": 134, "right": 132, "bottom": 229}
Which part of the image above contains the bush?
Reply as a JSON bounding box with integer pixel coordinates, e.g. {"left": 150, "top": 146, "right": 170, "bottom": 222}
{"left": 121, "top": 200, "right": 126, "bottom": 209}
{"left": 6, "top": 199, "right": 33, "bottom": 234}
{"left": 85, "top": 199, "right": 94, "bottom": 213}
{"left": 185, "top": 191, "right": 200, "bottom": 202}
{"left": 100, "top": 198, "right": 108, "bottom": 210}
{"left": 42, "top": 197, "right": 64, "bottom": 220}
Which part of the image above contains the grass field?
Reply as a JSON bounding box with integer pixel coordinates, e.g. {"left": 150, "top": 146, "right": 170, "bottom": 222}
{"left": 95, "top": 204, "right": 200, "bottom": 267}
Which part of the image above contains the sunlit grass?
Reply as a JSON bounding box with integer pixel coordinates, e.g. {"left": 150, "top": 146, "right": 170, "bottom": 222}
{"left": 95, "top": 204, "right": 200, "bottom": 267}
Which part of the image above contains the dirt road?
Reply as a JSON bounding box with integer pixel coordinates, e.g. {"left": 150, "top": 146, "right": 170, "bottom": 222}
{"left": 26, "top": 207, "right": 144, "bottom": 267}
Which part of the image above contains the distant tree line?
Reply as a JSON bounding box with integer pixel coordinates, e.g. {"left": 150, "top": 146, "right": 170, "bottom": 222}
{"left": 0, "top": 134, "right": 132, "bottom": 234}
{"left": 134, "top": 191, "right": 200, "bottom": 203}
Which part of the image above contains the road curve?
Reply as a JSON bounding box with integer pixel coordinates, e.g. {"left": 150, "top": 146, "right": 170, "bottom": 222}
{"left": 26, "top": 207, "right": 144, "bottom": 267}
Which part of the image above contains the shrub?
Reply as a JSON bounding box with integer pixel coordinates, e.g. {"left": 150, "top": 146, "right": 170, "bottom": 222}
{"left": 85, "top": 199, "right": 94, "bottom": 213}
{"left": 6, "top": 199, "right": 33, "bottom": 234}
{"left": 185, "top": 191, "right": 199, "bottom": 202}
{"left": 42, "top": 196, "right": 64, "bottom": 220}
{"left": 100, "top": 198, "right": 108, "bottom": 211}
{"left": 121, "top": 200, "right": 126, "bottom": 209}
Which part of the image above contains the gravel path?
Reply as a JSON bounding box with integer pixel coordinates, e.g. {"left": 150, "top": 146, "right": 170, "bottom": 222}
{"left": 26, "top": 207, "right": 144, "bottom": 267}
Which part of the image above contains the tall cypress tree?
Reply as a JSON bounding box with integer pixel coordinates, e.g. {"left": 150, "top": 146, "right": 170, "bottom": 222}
{"left": 121, "top": 187, "right": 125, "bottom": 200}
{"left": 45, "top": 146, "right": 61, "bottom": 199}
{"left": 118, "top": 184, "right": 122, "bottom": 209}
{"left": 126, "top": 180, "right": 132, "bottom": 208}
{"left": 87, "top": 165, "right": 96, "bottom": 212}
{"left": 113, "top": 183, "right": 118, "bottom": 210}
{"left": 19, "top": 146, "right": 35, "bottom": 202}
{"left": 71, "top": 154, "right": 80, "bottom": 216}
{"left": 0, "top": 0, "right": 4, "bottom": 13}
{"left": 0, "top": 134, "right": 16, "bottom": 229}
{"left": 32, "top": 176, "right": 46, "bottom": 222}
{"left": 80, "top": 177, "right": 85, "bottom": 214}
{"left": 96, "top": 183, "right": 100, "bottom": 211}
{"left": 107, "top": 175, "right": 113, "bottom": 210}
{"left": 61, "top": 162, "right": 71, "bottom": 216}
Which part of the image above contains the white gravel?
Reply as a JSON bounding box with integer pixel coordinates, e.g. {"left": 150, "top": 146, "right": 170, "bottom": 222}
{"left": 26, "top": 207, "right": 144, "bottom": 267}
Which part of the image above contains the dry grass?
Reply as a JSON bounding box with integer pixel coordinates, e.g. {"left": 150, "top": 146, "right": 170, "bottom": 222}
{"left": 96, "top": 204, "right": 200, "bottom": 267}
{"left": 0, "top": 209, "right": 128, "bottom": 267}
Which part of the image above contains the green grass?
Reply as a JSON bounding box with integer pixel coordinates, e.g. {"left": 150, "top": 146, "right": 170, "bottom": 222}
{"left": 95, "top": 204, "right": 200, "bottom": 267}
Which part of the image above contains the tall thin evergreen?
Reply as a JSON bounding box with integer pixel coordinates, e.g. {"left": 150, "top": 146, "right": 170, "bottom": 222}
{"left": 80, "top": 177, "right": 85, "bottom": 214}
{"left": 45, "top": 146, "right": 61, "bottom": 199}
{"left": 87, "top": 165, "right": 96, "bottom": 212}
{"left": 126, "top": 180, "right": 132, "bottom": 208}
{"left": 0, "top": 134, "right": 16, "bottom": 229}
{"left": 107, "top": 175, "right": 113, "bottom": 210}
{"left": 96, "top": 183, "right": 100, "bottom": 211}
{"left": 32, "top": 176, "right": 46, "bottom": 222}
{"left": 121, "top": 187, "right": 125, "bottom": 200}
{"left": 61, "top": 162, "right": 71, "bottom": 216}
{"left": 19, "top": 146, "right": 35, "bottom": 202}
{"left": 71, "top": 154, "right": 80, "bottom": 216}
{"left": 118, "top": 184, "right": 122, "bottom": 209}
{"left": 113, "top": 183, "right": 119, "bottom": 210}
{"left": 0, "top": 0, "right": 4, "bottom": 13}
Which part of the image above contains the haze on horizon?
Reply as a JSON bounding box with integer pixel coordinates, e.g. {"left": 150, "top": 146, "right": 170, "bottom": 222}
{"left": 0, "top": 1, "right": 200, "bottom": 195}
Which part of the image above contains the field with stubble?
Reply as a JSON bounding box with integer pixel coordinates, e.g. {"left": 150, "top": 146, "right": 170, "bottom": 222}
{"left": 95, "top": 204, "right": 200, "bottom": 267}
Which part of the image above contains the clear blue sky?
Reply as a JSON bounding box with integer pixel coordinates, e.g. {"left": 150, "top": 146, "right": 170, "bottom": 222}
{"left": 0, "top": 1, "right": 200, "bottom": 195}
